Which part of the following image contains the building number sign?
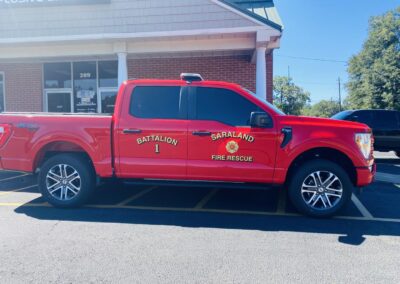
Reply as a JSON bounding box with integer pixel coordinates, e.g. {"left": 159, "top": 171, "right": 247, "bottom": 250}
{"left": 80, "top": 73, "right": 92, "bottom": 79}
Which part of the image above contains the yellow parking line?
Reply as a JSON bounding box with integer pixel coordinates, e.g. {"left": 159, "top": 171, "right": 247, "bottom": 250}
{"left": 116, "top": 186, "right": 157, "bottom": 206}
{"left": 0, "top": 173, "right": 30, "bottom": 182}
{"left": 87, "top": 204, "right": 301, "bottom": 217}
{"left": 195, "top": 188, "right": 219, "bottom": 209}
{"left": 0, "top": 184, "right": 38, "bottom": 196}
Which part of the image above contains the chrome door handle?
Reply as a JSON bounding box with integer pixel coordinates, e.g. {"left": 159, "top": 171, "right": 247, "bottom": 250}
{"left": 123, "top": 129, "right": 142, "bottom": 134}
{"left": 192, "top": 131, "right": 211, "bottom": 136}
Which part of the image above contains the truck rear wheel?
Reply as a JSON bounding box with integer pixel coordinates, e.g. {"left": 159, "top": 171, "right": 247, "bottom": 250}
{"left": 38, "top": 154, "right": 96, "bottom": 208}
{"left": 288, "top": 159, "right": 352, "bottom": 218}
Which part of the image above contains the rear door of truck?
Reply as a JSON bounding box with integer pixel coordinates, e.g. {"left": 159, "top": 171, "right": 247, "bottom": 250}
{"left": 115, "top": 83, "right": 188, "bottom": 179}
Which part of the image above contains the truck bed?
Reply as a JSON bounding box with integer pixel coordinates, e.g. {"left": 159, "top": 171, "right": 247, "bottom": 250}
{"left": 0, "top": 112, "right": 113, "bottom": 176}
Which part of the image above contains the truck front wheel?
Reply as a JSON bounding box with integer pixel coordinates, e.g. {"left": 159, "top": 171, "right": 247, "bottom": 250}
{"left": 288, "top": 159, "right": 352, "bottom": 218}
{"left": 38, "top": 154, "right": 96, "bottom": 208}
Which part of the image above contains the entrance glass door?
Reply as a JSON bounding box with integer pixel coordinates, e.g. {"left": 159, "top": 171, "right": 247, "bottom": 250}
{"left": 73, "top": 61, "right": 97, "bottom": 113}
{"left": 46, "top": 91, "right": 72, "bottom": 113}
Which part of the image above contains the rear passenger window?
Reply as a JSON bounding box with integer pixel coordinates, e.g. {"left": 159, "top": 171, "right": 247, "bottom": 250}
{"left": 130, "top": 86, "right": 182, "bottom": 119}
{"left": 372, "top": 111, "right": 398, "bottom": 129}
{"left": 397, "top": 113, "right": 400, "bottom": 128}
{"left": 195, "top": 87, "right": 267, "bottom": 126}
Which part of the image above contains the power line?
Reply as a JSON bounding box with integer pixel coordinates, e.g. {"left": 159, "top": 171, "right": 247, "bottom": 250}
{"left": 295, "top": 81, "right": 338, "bottom": 86}
{"left": 276, "top": 54, "right": 347, "bottom": 64}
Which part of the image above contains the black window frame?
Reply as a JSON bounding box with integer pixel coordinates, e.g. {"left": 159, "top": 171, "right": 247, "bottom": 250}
{"left": 188, "top": 86, "right": 273, "bottom": 128}
{"left": 129, "top": 85, "right": 188, "bottom": 120}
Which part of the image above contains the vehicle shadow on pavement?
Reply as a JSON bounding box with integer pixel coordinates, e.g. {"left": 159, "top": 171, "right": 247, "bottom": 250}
{"left": 14, "top": 198, "right": 400, "bottom": 246}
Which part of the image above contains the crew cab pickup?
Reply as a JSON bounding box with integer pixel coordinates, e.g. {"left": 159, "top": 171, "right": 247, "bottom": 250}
{"left": 0, "top": 74, "right": 375, "bottom": 217}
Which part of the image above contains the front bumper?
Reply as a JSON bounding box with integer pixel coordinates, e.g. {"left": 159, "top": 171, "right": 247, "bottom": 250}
{"left": 356, "top": 163, "right": 376, "bottom": 187}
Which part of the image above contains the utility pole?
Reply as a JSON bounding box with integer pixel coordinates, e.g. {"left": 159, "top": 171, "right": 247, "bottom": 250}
{"left": 338, "top": 77, "right": 342, "bottom": 111}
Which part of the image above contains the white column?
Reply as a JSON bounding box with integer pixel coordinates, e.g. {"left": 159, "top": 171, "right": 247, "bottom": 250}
{"left": 117, "top": 52, "right": 128, "bottom": 86}
{"left": 256, "top": 47, "right": 267, "bottom": 100}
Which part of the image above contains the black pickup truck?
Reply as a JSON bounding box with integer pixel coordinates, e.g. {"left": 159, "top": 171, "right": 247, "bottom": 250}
{"left": 332, "top": 109, "right": 400, "bottom": 158}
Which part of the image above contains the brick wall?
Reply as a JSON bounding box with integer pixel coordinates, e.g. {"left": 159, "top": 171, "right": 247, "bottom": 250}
{"left": 0, "top": 63, "right": 43, "bottom": 112}
{"left": 128, "top": 54, "right": 274, "bottom": 103}
{"left": 0, "top": 54, "right": 273, "bottom": 113}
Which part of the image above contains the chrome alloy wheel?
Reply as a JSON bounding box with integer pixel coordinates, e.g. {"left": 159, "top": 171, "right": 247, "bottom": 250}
{"left": 301, "top": 171, "right": 343, "bottom": 210}
{"left": 45, "top": 164, "right": 81, "bottom": 201}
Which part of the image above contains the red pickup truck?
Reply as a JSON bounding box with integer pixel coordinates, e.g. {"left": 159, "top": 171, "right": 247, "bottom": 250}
{"left": 0, "top": 74, "right": 375, "bottom": 217}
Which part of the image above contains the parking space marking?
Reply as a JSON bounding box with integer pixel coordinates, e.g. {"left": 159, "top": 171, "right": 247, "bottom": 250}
{"left": 0, "top": 173, "right": 30, "bottom": 182}
{"left": 375, "top": 172, "right": 400, "bottom": 184}
{"left": 86, "top": 204, "right": 301, "bottom": 217}
{"left": 276, "top": 188, "right": 286, "bottom": 214}
{"left": 351, "top": 193, "right": 373, "bottom": 219}
{"left": 0, "top": 184, "right": 38, "bottom": 196}
{"left": 337, "top": 216, "right": 400, "bottom": 223}
{"left": 195, "top": 188, "right": 219, "bottom": 209}
{"left": 116, "top": 186, "right": 157, "bottom": 206}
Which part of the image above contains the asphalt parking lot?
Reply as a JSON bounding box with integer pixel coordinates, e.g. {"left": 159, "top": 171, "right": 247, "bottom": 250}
{"left": 1, "top": 152, "right": 399, "bottom": 283}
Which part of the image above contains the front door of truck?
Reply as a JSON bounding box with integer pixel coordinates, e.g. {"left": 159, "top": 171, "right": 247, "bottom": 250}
{"left": 117, "top": 85, "right": 188, "bottom": 179}
{"left": 187, "top": 86, "right": 278, "bottom": 183}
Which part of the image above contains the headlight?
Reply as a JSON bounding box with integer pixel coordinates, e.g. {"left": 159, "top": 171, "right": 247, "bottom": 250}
{"left": 355, "top": 133, "right": 372, "bottom": 159}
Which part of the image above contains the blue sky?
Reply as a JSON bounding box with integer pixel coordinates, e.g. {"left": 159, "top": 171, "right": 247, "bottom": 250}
{"left": 273, "top": 0, "right": 400, "bottom": 104}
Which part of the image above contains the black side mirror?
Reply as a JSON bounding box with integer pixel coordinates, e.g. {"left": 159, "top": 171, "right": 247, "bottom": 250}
{"left": 250, "top": 112, "right": 272, "bottom": 128}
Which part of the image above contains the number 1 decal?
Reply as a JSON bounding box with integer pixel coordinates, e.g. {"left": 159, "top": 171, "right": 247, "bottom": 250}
{"left": 155, "top": 144, "right": 160, "bottom": 154}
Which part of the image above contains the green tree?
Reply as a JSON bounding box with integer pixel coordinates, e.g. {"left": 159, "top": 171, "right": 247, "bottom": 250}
{"left": 302, "top": 99, "right": 342, "bottom": 118}
{"left": 273, "top": 76, "right": 311, "bottom": 115}
{"left": 347, "top": 7, "right": 400, "bottom": 110}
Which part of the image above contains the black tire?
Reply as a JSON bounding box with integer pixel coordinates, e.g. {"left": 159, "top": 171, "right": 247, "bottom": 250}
{"left": 288, "top": 159, "right": 353, "bottom": 218}
{"left": 38, "top": 153, "right": 96, "bottom": 208}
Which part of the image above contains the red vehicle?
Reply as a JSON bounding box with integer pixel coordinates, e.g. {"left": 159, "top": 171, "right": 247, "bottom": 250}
{"left": 0, "top": 74, "right": 375, "bottom": 217}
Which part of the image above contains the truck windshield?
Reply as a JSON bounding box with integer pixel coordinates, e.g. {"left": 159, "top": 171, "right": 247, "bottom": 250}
{"left": 243, "top": 88, "right": 286, "bottom": 115}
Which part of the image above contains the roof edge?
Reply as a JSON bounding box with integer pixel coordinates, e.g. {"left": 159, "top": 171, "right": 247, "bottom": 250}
{"left": 217, "top": 0, "right": 283, "bottom": 32}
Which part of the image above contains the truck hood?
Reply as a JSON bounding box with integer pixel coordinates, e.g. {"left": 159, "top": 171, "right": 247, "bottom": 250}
{"left": 277, "top": 115, "right": 371, "bottom": 132}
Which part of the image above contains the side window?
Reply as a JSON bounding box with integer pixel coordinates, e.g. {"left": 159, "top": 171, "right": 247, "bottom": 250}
{"left": 350, "top": 111, "right": 373, "bottom": 127}
{"left": 372, "top": 111, "right": 398, "bottom": 129}
{"left": 194, "top": 87, "right": 268, "bottom": 127}
{"left": 130, "top": 86, "right": 183, "bottom": 119}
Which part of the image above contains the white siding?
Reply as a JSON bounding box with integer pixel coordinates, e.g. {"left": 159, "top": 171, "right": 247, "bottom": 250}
{"left": 0, "top": 0, "right": 260, "bottom": 39}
